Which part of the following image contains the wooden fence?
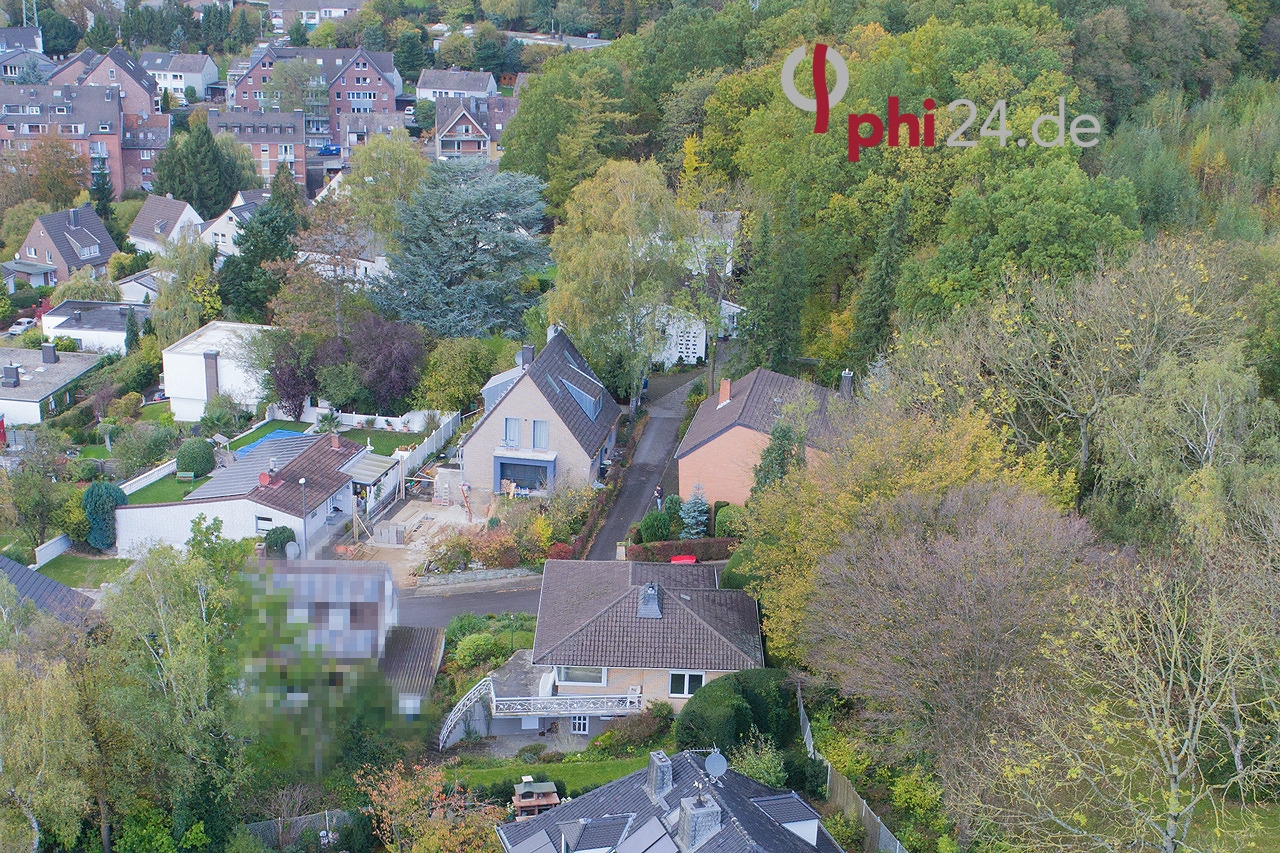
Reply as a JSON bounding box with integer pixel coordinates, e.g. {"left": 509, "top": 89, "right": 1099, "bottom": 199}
{"left": 798, "top": 686, "right": 910, "bottom": 853}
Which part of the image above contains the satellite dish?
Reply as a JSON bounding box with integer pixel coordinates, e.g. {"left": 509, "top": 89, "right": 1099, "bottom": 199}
{"left": 258, "top": 472, "right": 271, "bottom": 486}
{"left": 284, "top": 541, "right": 301, "bottom": 559}
{"left": 705, "top": 749, "right": 727, "bottom": 782}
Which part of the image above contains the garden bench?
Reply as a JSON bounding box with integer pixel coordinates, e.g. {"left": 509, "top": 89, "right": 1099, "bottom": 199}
{"left": 176, "top": 471, "right": 195, "bottom": 482}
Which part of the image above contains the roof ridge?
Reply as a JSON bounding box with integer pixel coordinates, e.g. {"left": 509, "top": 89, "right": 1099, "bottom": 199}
{"left": 669, "top": 589, "right": 759, "bottom": 670}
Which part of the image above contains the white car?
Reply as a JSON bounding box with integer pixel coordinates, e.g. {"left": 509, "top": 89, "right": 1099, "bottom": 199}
{"left": 7, "top": 317, "right": 35, "bottom": 336}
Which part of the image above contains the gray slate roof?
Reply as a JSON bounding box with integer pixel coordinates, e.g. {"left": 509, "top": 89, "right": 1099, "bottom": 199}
{"left": 0, "top": 555, "right": 94, "bottom": 623}
{"left": 185, "top": 434, "right": 316, "bottom": 501}
{"left": 208, "top": 108, "right": 305, "bottom": 144}
{"left": 127, "top": 195, "right": 197, "bottom": 244}
{"left": 44, "top": 300, "right": 148, "bottom": 333}
{"left": 0, "top": 27, "right": 41, "bottom": 51}
{"left": 56, "top": 46, "right": 157, "bottom": 95}
{"left": 497, "top": 750, "right": 842, "bottom": 853}
{"left": 32, "top": 207, "right": 119, "bottom": 272}
{"left": 435, "top": 94, "right": 519, "bottom": 147}
{"left": 416, "top": 67, "right": 495, "bottom": 93}
{"left": 245, "top": 45, "right": 397, "bottom": 81}
{"left": 531, "top": 560, "right": 763, "bottom": 672}
{"left": 138, "top": 52, "right": 215, "bottom": 74}
{"left": 675, "top": 368, "right": 833, "bottom": 459}
{"left": 0, "top": 85, "right": 121, "bottom": 134}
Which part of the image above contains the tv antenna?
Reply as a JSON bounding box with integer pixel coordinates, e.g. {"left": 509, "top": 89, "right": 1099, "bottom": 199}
{"left": 22, "top": 0, "right": 38, "bottom": 30}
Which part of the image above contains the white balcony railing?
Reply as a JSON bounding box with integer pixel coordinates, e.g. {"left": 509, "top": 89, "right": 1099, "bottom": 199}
{"left": 492, "top": 692, "right": 643, "bottom": 716}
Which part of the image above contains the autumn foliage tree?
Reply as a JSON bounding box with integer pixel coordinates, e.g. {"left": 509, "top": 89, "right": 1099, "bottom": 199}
{"left": 355, "top": 761, "right": 503, "bottom": 853}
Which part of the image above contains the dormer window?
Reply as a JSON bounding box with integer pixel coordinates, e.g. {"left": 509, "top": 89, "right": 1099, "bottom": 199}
{"left": 108, "top": 68, "right": 115, "bottom": 79}
{"left": 99, "top": 123, "right": 110, "bottom": 131}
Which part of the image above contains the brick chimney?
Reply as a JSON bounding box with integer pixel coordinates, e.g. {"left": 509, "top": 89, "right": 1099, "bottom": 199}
{"left": 716, "top": 378, "right": 731, "bottom": 408}
{"left": 645, "top": 751, "right": 672, "bottom": 799}
{"left": 677, "top": 795, "right": 721, "bottom": 850}
{"left": 839, "top": 368, "right": 854, "bottom": 398}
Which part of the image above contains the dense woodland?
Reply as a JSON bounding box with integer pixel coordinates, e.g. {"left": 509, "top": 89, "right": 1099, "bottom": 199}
{"left": 7, "top": 0, "right": 1280, "bottom": 852}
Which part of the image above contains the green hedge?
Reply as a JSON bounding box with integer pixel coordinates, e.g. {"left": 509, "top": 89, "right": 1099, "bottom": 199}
{"left": 675, "top": 668, "right": 798, "bottom": 752}
{"left": 626, "top": 537, "right": 737, "bottom": 562}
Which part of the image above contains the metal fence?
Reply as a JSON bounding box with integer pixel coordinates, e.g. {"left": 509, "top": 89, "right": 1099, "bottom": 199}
{"left": 797, "top": 685, "right": 910, "bottom": 853}
{"left": 244, "top": 809, "right": 351, "bottom": 851}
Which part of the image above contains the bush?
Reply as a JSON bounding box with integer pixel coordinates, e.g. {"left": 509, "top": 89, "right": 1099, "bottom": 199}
{"left": 176, "top": 438, "right": 216, "bottom": 478}
{"left": 470, "top": 526, "right": 519, "bottom": 568}
{"left": 67, "top": 457, "right": 100, "bottom": 483}
{"left": 263, "top": 525, "right": 296, "bottom": 555}
{"left": 52, "top": 335, "right": 78, "bottom": 352}
{"left": 626, "top": 538, "right": 737, "bottom": 562}
{"left": 517, "top": 743, "right": 547, "bottom": 763}
{"left": 82, "top": 481, "right": 127, "bottom": 550}
{"left": 591, "top": 708, "right": 672, "bottom": 756}
{"left": 730, "top": 726, "right": 788, "bottom": 788}
{"left": 9, "top": 289, "right": 41, "bottom": 310}
{"left": 112, "top": 422, "right": 177, "bottom": 479}
{"left": 636, "top": 510, "right": 670, "bottom": 543}
{"left": 115, "top": 337, "right": 161, "bottom": 394}
{"left": 60, "top": 489, "right": 90, "bottom": 544}
{"left": 821, "top": 813, "right": 864, "bottom": 852}
{"left": 225, "top": 826, "right": 269, "bottom": 853}
{"left": 675, "top": 669, "right": 798, "bottom": 752}
{"left": 445, "top": 612, "right": 487, "bottom": 646}
{"left": 336, "top": 813, "right": 375, "bottom": 853}
{"left": 714, "top": 504, "right": 745, "bottom": 538}
{"left": 453, "top": 632, "right": 507, "bottom": 668}
{"left": 200, "top": 392, "right": 250, "bottom": 438}
{"left": 107, "top": 391, "right": 144, "bottom": 421}
{"left": 545, "top": 542, "right": 573, "bottom": 560}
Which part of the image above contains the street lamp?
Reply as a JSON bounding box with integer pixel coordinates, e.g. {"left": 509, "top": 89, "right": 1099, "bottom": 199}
{"left": 298, "top": 477, "right": 307, "bottom": 560}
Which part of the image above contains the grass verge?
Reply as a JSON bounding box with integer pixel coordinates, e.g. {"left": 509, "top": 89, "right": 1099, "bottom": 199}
{"left": 39, "top": 553, "right": 132, "bottom": 588}
{"left": 449, "top": 755, "right": 649, "bottom": 791}
{"left": 127, "top": 475, "right": 211, "bottom": 504}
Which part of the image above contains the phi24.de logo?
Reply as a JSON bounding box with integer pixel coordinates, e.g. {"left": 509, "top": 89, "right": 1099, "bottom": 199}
{"left": 781, "top": 43, "right": 1103, "bottom": 162}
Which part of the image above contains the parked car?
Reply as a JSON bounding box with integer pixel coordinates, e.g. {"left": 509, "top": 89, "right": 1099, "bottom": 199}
{"left": 7, "top": 317, "right": 35, "bottom": 336}
{"left": 405, "top": 105, "right": 415, "bottom": 117}
{"left": 318, "top": 144, "right": 341, "bottom": 157}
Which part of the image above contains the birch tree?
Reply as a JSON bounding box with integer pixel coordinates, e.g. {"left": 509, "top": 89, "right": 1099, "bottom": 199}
{"left": 548, "top": 159, "right": 694, "bottom": 411}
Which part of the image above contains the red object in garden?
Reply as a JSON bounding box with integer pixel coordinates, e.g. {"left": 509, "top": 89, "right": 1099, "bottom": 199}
{"left": 670, "top": 555, "right": 697, "bottom": 564}
{"left": 0, "top": 415, "right": 7, "bottom": 448}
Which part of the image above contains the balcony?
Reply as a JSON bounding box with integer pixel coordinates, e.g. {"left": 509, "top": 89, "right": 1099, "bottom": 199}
{"left": 492, "top": 692, "right": 642, "bottom": 716}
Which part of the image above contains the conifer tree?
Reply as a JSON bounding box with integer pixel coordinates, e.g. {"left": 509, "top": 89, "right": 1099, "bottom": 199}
{"left": 679, "top": 484, "right": 710, "bottom": 540}
{"left": 849, "top": 187, "right": 910, "bottom": 375}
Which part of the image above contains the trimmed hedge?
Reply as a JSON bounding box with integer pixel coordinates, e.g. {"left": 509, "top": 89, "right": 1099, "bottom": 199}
{"left": 626, "top": 537, "right": 737, "bottom": 562}
{"left": 675, "top": 668, "right": 798, "bottom": 752}
{"left": 714, "top": 504, "right": 746, "bottom": 538}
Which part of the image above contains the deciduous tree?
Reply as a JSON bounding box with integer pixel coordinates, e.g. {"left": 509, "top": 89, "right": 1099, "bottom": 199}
{"left": 355, "top": 761, "right": 504, "bottom": 853}
{"left": 24, "top": 135, "right": 88, "bottom": 211}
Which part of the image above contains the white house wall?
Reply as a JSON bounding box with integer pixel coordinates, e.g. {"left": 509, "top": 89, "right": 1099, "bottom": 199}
{"left": 0, "top": 397, "right": 45, "bottom": 425}
{"left": 40, "top": 319, "right": 128, "bottom": 354}
{"left": 116, "top": 497, "right": 262, "bottom": 555}
{"left": 162, "top": 350, "right": 266, "bottom": 422}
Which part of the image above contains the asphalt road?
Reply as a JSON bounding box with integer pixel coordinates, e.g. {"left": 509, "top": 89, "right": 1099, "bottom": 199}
{"left": 587, "top": 377, "right": 697, "bottom": 560}
{"left": 397, "top": 586, "right": 542, "bottom": 627}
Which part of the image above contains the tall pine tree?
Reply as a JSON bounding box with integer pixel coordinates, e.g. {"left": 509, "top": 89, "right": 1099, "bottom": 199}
{"left": 849, "top": 187, "right": 910, "bottom": 375}
{"left": 740, "top": 196, "right": 805, "bottom": 372}
{"left": 152, "top": 120, "right": 239, "bottom": 219}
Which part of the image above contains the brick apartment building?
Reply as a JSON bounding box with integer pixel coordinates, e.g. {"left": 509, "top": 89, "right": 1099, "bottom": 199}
{"left": 206, "top": 107, "right": 307, "bottom": 184}
{"left": 229, "top": 45, "right": 401, "bottom": 149}
{"left": 0, "top": 85, "right": 126, "bottom": 201}
{"left": 50, "top": 47, "right": 162, "bottom": 114}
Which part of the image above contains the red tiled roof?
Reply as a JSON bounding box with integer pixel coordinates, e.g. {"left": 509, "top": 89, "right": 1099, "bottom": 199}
{"left": 250, "top": 434, "right": 362, "bottom": 516}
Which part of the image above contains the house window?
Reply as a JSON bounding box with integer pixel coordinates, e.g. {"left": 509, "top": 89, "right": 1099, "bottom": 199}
{"left": 108, "top": 68, "right": 115, "bottom": 79}
{"left": 255, "top": 516, "right": 274, "bottom": 533}
{"left": 556, "top": 666, "right": 605, "bottom": 685}
{"left": 669, "top": 671, "right": 704, "bottom": 697}
{"left": 503, "top": 417, "right": 519, "bottom": 447}
{"left": 532, "top": 420, "right": 548, "bottom": 450}
{"left": 140, "top": 149, "right": 152, "bottom": 160}
{"left": 570, "top": 716, "right": 589, "bottom": 735}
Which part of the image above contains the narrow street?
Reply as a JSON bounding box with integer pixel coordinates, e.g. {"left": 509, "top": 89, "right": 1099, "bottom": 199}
{"left": 587, "top": 377, "right": 697, "bottom": 560}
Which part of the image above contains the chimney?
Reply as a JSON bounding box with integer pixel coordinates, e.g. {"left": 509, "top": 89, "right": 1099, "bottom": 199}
{"left": 1, "top": 364, "right": 18, "bottom": 388}
{"left": 72, "top": 309, "right": 82, "bottom": 324}
{"left": 717, "top": 378, "right": 731, "bottom": 408}
{"left": 118, "top": 304, "right": 128, "bottom": 316}
{"left": 268, "top": 458, "right": 277, "bottom": 474}
{"left": 67, "top": 207, "right": 78, "bottom": 227}
{"left": 839, "top": 368, "right": 854, "bottom": 398}
{"left": 41, "top": 342, "right": 58, "bottom": 363}
{"left": 518, "top": 344, "right": 534, "bottom": 369}
{"left": 165, "top": 192, "right": 173, "bottom": 199}
{"left": 330, "top": 432, "right": 340, "bottom": 449}
{"left": 546, "top": 324, "right": 559, "bottom": 343}
{"left": 677, "top": 795, "right": 721, "bottom": 850}
{"left": 645, "top": 751, "right": 672, "bottom": 799}
{"left": 637, "top": 582, "right": 661, "bottom": 619}
{"left": 203, "top": 350, "right": 220, "bottom": 401}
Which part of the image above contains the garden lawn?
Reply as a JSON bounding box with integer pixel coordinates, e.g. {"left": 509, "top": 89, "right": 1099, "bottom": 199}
{"left": 138, "top": 402, "right": 171, "bottom": 421}
{"left": 340, "top": 428, "right": 422, "bottom": 456}
{"left": 229, "top": 420, "right": 309, "bottom": 451}
{"left": 79, "top": 445, "right": 109, "bottom": 459}
{"left": 127, "top": 475, "right": 211, "bottom": 504}
{"left": 449, "top": 755, "right": 649, "bottom": 791}
{"left": 39, "top": 554, "right": 132, "bottom": 588}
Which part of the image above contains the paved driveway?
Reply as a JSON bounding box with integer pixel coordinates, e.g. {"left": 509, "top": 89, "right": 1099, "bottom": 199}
{"left": 587, "top": 378, "right": 697, "bottom": 560}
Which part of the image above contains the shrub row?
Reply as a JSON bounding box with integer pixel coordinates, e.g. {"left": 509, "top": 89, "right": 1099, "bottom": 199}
{"left": 625, "top": 537, "right": 737, "bottom": 562}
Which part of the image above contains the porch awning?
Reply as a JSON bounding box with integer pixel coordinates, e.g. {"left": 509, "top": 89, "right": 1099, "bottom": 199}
{"left": 341, "top": 452, "right": 398, "bottom": 485}
{"left": 493, "top": 447, "right": 558, "bottom": 462}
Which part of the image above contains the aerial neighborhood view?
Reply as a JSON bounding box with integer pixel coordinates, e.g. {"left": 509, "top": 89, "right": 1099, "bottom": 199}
{"left": 3, "top": 1, "right": 1280, "bottom": 852}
